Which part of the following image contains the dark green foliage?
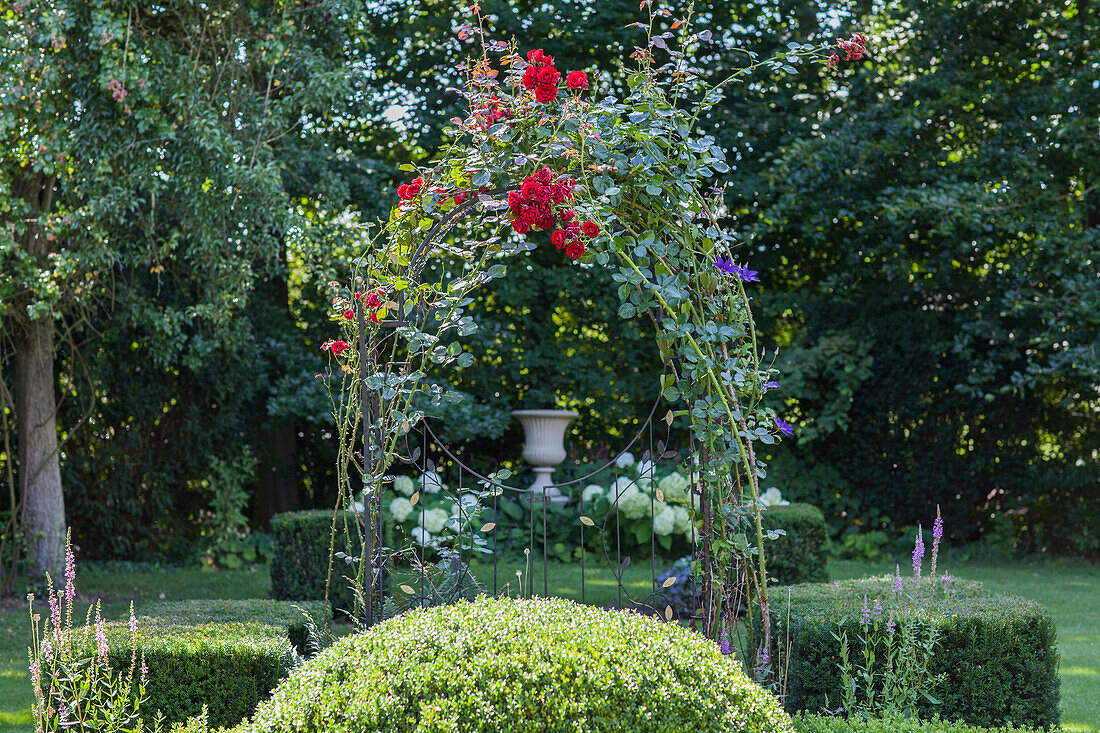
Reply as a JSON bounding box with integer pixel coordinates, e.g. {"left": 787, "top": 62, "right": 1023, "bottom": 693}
{"left": 740, "top": 0, "right": 1100, "bottom": 553}
{"left": 793, "top": 713, "right": 1051, "bottom": 733}
{"left": 762, "top": 504, "right": 829, "bottom": 586}
{"left": 776, "top": 578, "right": 1060, "bottom": 729}
{"left": 243, "top": 596, "right": 794, "bottom": 733}
{"left": 138, "top": 599, "right": 326, "bottom": 656}
{"left": 102, "top": 619, "right": 295, "bottom": 728}
{"left": 269, "top": 510, "right": 360, "bottom": 614}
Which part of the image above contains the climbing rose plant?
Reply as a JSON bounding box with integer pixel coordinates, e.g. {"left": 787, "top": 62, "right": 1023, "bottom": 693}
{"left": 315, "top": 3, "right": 864, "bottom": 678}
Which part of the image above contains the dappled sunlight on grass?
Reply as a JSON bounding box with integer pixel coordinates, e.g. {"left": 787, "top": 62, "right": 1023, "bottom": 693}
{"left": 1061, "top": 666, "right": 1097, "bottom": 677}
{"left": 0, "top": 708, "right": 33, "bottom": 726}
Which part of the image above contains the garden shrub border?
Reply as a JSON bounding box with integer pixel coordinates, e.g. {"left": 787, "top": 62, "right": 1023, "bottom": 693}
{"left": 270, "top": 510, "right": 359, "bottom": 614}
{"left": 774, "top": 577, "right": 1059, "bottom": 729}
{"left": 761, "top": 503, "right": 828, "bottom": 585}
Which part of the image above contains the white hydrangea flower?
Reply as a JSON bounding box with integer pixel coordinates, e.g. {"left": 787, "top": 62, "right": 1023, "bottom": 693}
{"left": 389, "top": 497, "right": 414, "bottom": 523}
{"left": 420, "top": 470, "right": 444, "bottom": 494}
{"left": 653, "top": 506, "right": 677, "bottom": 536}
{"left": 420, "top": 507, "right": 450, "bottom": 534}
{"left": 410, "top": 526, "right": 433, "bottom": 545}
{"left": 683, "top": 523, "right": 699, "bottom": 545}
{"left": 581, "top": 484, "right": 604, "bottom": 503}
{"left": 658, "top": 472, "right": 689, "bottom": 500}
{"left": 636, "top": 459, "right": 656, "bottom": 479}
{"left": 760, "top": 487, "right": 785, "bottom": 507}
{"left": 673, "top": 506, "right": 691, "bottom": 533}
{"left": 619, "top": 486, "right": 652, "bottom": 520}
{"left": 393, "top": 475, "right": 416, "bottom": 496}
{"left": 610, "top": 476, "right": 637, "bottom": 497}
{"left": 615, "top": 451, "right": 635, "bottom": 469}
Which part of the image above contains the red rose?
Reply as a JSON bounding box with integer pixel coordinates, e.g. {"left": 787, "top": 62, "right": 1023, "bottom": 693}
{"left": 526, "top": 49, "right": 546, "bottom": 64}
{"left": 522, "top": 207, "right": 542, "bottom": 226}
{"left": 537, "top": 212, "right": 555, "bottom": 229}
{"left": 536, "top": 167, "right": 552, "bottom": 185}
{"left": 566, "top": 71, "right": 589, "bottom": 90}
{"left": 535, "top": 84, "right": 558, "bottom": 104}
{"left": 537, "top": 66, "right": 560, "bottom": 86}
{"left": 364, "top": 290, "right": 382, "bottom": 308}
{"left": 397, "top": 184, "right": 409, "bottom": 200}
{"left": 565, "top": 241, "right": 585, "bottom": 259}
{"left": 329, "top": 340, "right": 349, "bottom": 355}
{"left": 564, "top": 221, "right": 581, "bottom": 237}
{"left": 408, "top": 177, "right": 424, "bottom": 194}
{"left": 582, "top": 220, "right": 600, "bottom": 237}
{"left": 551, "top": 229, "right": 567, "bottom": 249}
{"left": 522, "top": 66, "right": 539, "bottom": 90}
{"left": 511, "top": 217, "right": 530, "bottom": 234}
{"left": 559, "top": 208, "right": 576, "bottom": 221}
{"left": 521, "top": 179, "right": 541, "bottom": 199}
{"left": 368, "top": 311, "right": 379, "bottom": 323}
{"left": 343, "top": 309, "right": 355, "bottom": 320}
{"left": 508, "top": 190, "right": 524, "bottom": 213}
{"left": 535, "top": 186, "right": 553, "bottom": 204}
{"left": 454, "top": 191, "right": 467, "bottom": 205}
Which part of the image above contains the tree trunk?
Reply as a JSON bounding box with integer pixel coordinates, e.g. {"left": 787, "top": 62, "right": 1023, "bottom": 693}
{"left": 11, "top": 173, "right": 64, "bottom": 585}
{"left": 14, "top": 317, "right": 65, "bottom": 584}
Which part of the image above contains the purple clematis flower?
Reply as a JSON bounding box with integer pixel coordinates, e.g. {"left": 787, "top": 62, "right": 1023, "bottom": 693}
{"left": 713, "top": 258, "right": 761, "bottom": 282}
{"left": 774, "top": 417, "right": 794, "bottom": 436}
{"left": 762, "top": 381, "right": 780, "bottom": 393}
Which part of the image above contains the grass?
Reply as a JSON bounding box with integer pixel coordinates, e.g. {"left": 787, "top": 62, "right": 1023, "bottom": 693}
{"left": 0, "top": 557, "right": 1094, "bottom": 732}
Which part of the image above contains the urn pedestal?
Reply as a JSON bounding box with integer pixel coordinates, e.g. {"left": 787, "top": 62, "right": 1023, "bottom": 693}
{"left": 511, "top": 409, "right": 578, "bottom": 505}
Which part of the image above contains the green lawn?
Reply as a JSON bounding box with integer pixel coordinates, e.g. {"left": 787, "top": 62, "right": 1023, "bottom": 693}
{"left": 0, "top": 558, "right": 1095, "bottom": 732}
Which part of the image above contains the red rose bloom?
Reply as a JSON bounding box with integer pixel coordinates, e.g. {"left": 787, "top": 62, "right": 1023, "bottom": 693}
{"left": 520, "top": 207, "right": 540, "bottom": 226}
{"left": 551, "top": 229, "right": 567, "bottom": 249}
{"left": 564, "top": 221, "right": 581, "bottom": 237}
{"left": 329, "top": 340, "right": 349, "bottom": 355}
{"left": 537, "top": 66, "right": 560, "bottom": 86}
{"left": 512, "top": 218, "right": 530, "bottom": 234}
{"left": 536, "top": 167, "right": 552, "bottom": 185}
{"left": 535, "top": 84, "right": 558, "bottom": 104}
{"left": 522, "top": 66, "right": 539, "bottom": 90}
{"left": 582, "top": 221, "right": 600, "bottom": 237}
{"left": 508, "top": 190, "right": 525, "bottom": 213}
{"left": 454, "top": 191, "right": 467, "bottom": 205}
{"left": 521, "top": 179, "right": 541, "bottom": 199}
{"left": 536, "top": 212, "right": 556, "bottom": 229}
{"left": 559, "top": 208, "right": 576, "bottom": 221}
{"left": 343, "top": 309, "right": 355, "bottom": 320}
{"left": 566, "top": 71, "right": 589, "bottom": 90}
{"left": 565, "top": 241, "right": 585, "bottom": 259}
{"left": 397, "top": 184, "right": 409, "bottom": 200}
{"left": 364, "top": 290, "right": 382, "bottom": 308}
{"left": 368, "top": 311, "right": 379, "bottom": 323}
{"left": 526, "top": 49, "right": 547, "bottom": 64}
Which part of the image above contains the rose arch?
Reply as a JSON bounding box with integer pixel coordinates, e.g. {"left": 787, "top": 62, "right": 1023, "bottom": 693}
{"left": 314, "top": 8, "right": 858, "bottom": 676}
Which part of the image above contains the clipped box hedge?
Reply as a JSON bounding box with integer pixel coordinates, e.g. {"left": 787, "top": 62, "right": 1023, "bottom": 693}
{"left": 270, "top": 510, "right": 362, "bottom": 613}
{"left": 774, "top": 577, "right": 1059, "bottom": 730}
{"left": 139, "top": 598, "right": 327, "bottom": 655}
{"left": 761, "top": 503, "right": 829, "bottom": 585}
{"left": 794, "top": 713, "right": 1051, "bottom": 733}
{"left": 96, "top": 599, "right": 326, "bottom": 727}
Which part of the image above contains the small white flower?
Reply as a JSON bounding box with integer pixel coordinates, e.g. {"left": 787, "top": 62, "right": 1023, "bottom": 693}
{"left": 581, "top": 484, "right": 604, "bottom": 503}
{"left": 420, "top": 470, "right": 444, "bottom": 494}
{"left": 673, "top": 506, "right": 691, "bottom": 533}
{"left": 653, "top": 507, "right": 677, "bottom": 536}
{"left": 393, "top": 476, "right": 416, "bottom": 496}
{"left": 389, "top": 497, "right": 414, "bottom": 523}
{"left": 615, "top": 451, "right": 635, "bottom": 469}
{"left": 760, "top": 487, "right": 785, "bottom": 507}
{"left": 420, "top": 507, "right": 450, "bottom": 534}
{"left": 658, "top": 472, "right": 689, "bottom": 500}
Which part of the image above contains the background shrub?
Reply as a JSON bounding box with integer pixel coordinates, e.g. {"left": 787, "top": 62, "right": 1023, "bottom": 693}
{"left": 793, "top": 713, "right": 1051, "bottom": 733}
{"left": 243, "top": 596, "right": 794, "bottom": 733}
{"left": 139, "top": 599, "right": 327, "bottom": 655}
{"left": 103, "top": 618, "right": 296, "bottom": 728}
{"left": 761, "top": 503, "right": 828, "bottom": 585}
{"left": 775, "top": 578, "right": 1059, "bottom": 729}
{"left": 270, "top": 510, "right": 360, "bottom": 613}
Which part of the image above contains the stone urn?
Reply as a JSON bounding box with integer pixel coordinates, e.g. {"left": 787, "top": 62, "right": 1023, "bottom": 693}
{"left": 511, "top": 409, "right": 578, "bottom": 504}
